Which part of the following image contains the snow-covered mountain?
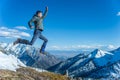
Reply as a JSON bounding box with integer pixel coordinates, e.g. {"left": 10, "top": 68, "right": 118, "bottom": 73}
{"left": 0, "top": 51, "right": 25, "bottom": 71}
{"left": 0, "top": 42, "right": 61, "bottom": 69}
{"left": 1, "top": 42, "right": 120, "bottom": 79}
{"left": 48, "top": 48, "right": 120, "bottom": 79}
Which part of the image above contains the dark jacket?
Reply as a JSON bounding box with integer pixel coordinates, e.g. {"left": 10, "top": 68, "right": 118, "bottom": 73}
{"left": 28, "top": 9, "right": 48, "bottom": 31}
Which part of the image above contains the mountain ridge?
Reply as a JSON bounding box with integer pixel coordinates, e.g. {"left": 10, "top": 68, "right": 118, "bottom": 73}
{"left": 48, "top": 47, "right": 120, "bottom": 79}
{"left": 0, "top": 42, "right": 61, "bottom": 69}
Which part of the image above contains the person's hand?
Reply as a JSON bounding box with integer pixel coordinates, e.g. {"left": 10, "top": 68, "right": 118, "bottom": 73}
{"left": 46, "top": 6, "right": 48, "bottom": 11}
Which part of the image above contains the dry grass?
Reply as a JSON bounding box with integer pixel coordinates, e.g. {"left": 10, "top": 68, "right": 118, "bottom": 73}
{"left": 0, "top": 69, "right": 34, "bottom": 80}
{"left": 41, "top": 72, "right": 69, "bottom": 80}
{"left": 0, "top": 67, "right": 69, "bottom": 80}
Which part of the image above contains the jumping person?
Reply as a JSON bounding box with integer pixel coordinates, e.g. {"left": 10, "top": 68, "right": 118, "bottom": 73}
{"left": 13, "top": 6, "right": 48, "bottom": 54}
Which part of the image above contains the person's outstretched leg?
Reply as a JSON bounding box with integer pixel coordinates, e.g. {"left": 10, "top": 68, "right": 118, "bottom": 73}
{"left": 39, "top": 34, "right": 48, "bottom": 54}
{"left": 13, "top": 30, "right": 39, "bottom": 45}
{"left": 13, "top": 38, "right": 30, "bottom": 45}
{"left": 29, "top": 30, "right": 39, "bottom": 45}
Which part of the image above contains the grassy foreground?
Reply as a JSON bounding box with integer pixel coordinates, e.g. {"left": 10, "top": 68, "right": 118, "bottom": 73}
{"left": 0, "top": 67, "right": 69, "bottom": 80}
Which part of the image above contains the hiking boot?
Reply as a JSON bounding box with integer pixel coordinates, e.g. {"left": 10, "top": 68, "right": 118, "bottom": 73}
{"left": 13, "top": 38, "right": 20, "bottom": 45}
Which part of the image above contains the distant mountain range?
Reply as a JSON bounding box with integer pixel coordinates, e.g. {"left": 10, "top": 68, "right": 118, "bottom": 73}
{"left": 1, "top": 42, "right": 120, "bottom": 79}
{"left": 48, "top": 47, "right": 120, "bottom": 79}
{"left": 48, "top": 50, "right": 91, "bottom": 61}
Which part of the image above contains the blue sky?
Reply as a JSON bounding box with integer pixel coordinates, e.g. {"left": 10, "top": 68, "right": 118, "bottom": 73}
{"left": 0, "top": 0, "right": 120, "bottom": 50}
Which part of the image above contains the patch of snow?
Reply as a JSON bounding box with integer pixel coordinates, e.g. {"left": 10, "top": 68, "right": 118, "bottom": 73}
{"left": 0, "top": 42, "right": 7, "bottom": 48}
{"left": 32, "top": 67, "right": 48, "bottom": 72}
{"left": 0, "top": 51, "right": 26, "bottom": 71}
{"left": 90, "top": 49, "right": 113, "bottom": 58}
{"left": 89, "top": 49, "right": 113, "bottom": 67}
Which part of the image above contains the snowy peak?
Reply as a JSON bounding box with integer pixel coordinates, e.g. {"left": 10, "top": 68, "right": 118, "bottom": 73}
{"left": 0, "top": 42, "right": 61, "bottom": 69}
{"left": 90, "top": 49, "right": 113, "bottom": 58}
{"left": 0, "top": 51, "right": 25, "bottom": 71}
{"left": 88, "top": 49, "right": 114, "bottom": 67}
{"left": 48, "top": 47, "right": 120, "bottom": 79}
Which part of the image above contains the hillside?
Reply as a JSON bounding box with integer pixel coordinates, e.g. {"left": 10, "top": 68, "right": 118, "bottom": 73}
{"left": 48, "top": 48, "right": 120, "bottom": 79}
{"left": 0, "top": 67, "right": 69, "bottom": 80}
{"left": 0, "top": 43, "right": 61, "bottom": 69}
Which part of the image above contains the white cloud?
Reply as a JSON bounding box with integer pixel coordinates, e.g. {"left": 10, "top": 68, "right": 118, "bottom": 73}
{"left": 20, "top": 32, "right": 30, "bottom": 37}
{"left": 107, "top": 45, "right": 116, "bottom": 49}
{"left": 0, "top": 27, "right": 30, "bottom": 38}
{"left": 48, "top": 45, "right": 96, "bottom": 50}
{"left": 117, "top": 12, "right": 120, "bottom": 16}
{"left": 15, "top": 26, "right": 28, "bottom": 30}
{"left": 76, "top": 45, "right": 95, "bottom": 49}
{"left": 47, "top": 45, "right": 117, "bottom": 51}
{"left": 50, "top": 46, "right": 61, "bottom": 50}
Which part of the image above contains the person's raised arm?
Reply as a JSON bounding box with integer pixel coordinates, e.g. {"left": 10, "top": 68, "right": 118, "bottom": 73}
{"left": 42, "top": 6, "right": 48, "bottom": 19}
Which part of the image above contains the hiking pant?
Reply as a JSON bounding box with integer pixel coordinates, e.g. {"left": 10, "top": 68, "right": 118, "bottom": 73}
{"left": 18, "top": 29, "right": 48, "bottom": 52}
